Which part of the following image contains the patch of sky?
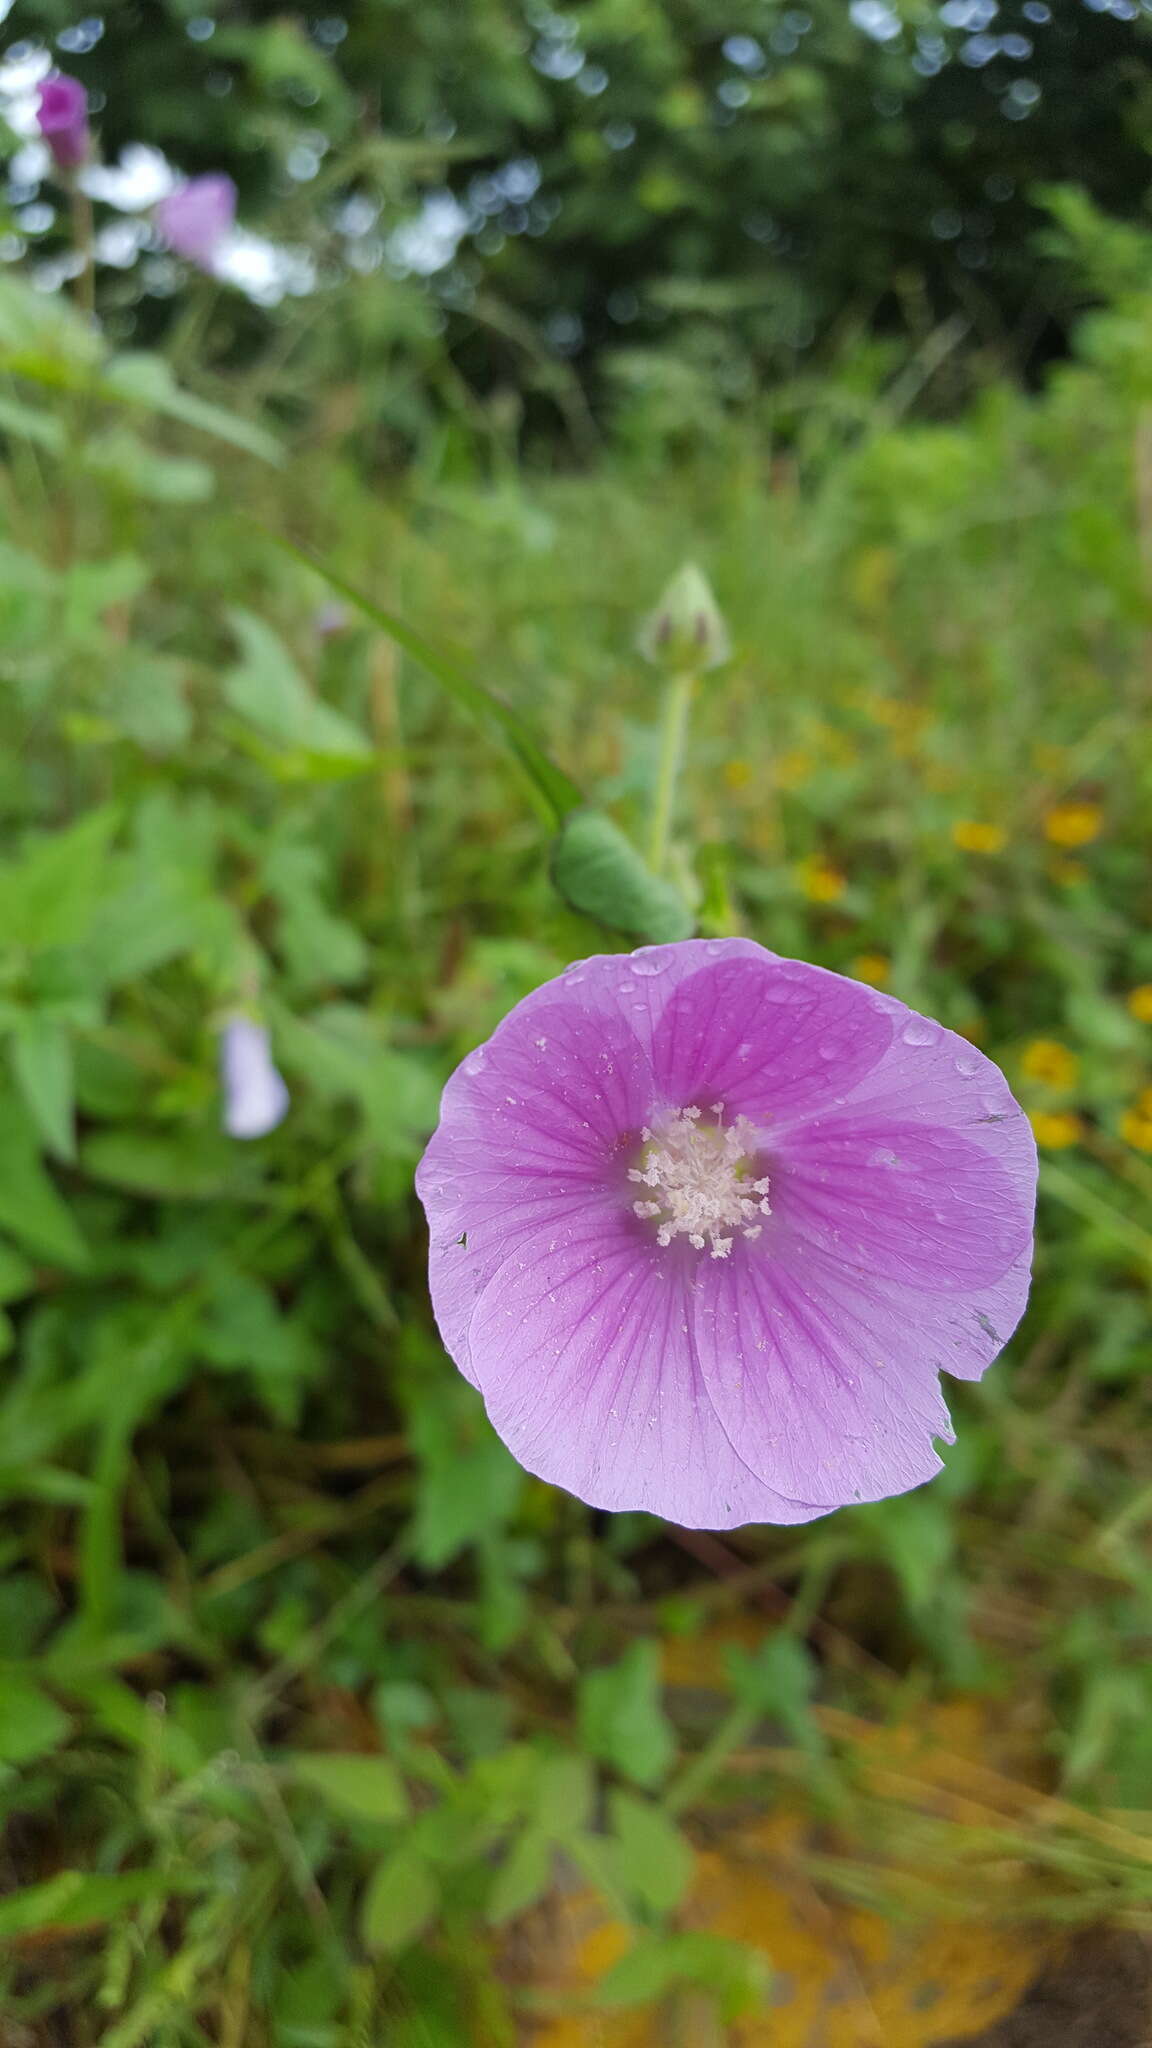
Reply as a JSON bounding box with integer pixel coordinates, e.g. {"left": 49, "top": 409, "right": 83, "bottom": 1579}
{"left": 940, "top": 0, "right": 997, "bottom": 27}
{"left": 386, "top": 191, "right": 470, "bottom": 276}
{"left": 532, "top": 38, "right": 584, "bottom": 78}
{"left": 57, "top": 16, "right": 103, "bottom": 52}
{"left": 81, "top": 145, "right": 178, "bottom": 210}
{"left": 215, "top": 232, "right": 316, "bottom": 305}
{"left": 723, "top": 33, "right": 766, "bottom": 68}
{"left": 849, "top": 1, "right": 903, "bottom": 43}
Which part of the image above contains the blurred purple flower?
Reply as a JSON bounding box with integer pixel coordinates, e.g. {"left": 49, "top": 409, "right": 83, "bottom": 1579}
{"left": 36, "top": 74, "right": 91, "bottom": 172}
{"left": 314, "top": 600, "right": 349, "bottom": 639}
{"left": 417, "top": 938, "right": 1037, "bottom": 1530}
{"left": 220, "top": 1017, "right": 289, "bottom": 1140}
{"left": 155, "top": 173, "right": 236, "bottom": 270}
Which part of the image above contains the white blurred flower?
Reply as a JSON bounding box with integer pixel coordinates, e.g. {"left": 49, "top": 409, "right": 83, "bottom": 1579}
{"left": 219, "top": 1017, "right": 289, "bottom": 1140}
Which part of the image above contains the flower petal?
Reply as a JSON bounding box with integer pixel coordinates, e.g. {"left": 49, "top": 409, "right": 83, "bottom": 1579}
{"left": 650, "top": 949, "right": 894, "bottom": 1125}
{"left": 691, "top": 1249, "right": 955, "bottom": 1510}
{"left": 465, "top": 1207, "right": 827, "bottom": 1528}
{"left": 775, "top": 1116, "right": 1032, "bottom": 1292}
{"left": 417, "top": 986, "right": 655, "bottom": 1385}
{"left": 689, "top": 1077, "right": 1033, "bottom": 1510}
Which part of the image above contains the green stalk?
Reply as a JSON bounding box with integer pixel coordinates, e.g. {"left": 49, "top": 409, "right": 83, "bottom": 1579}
{"left": 648, "top": 669, "right": 696, "bottom": 876}
{"left": 68, "top": 175, "right": 95, "bottom": 320}
{"left": 662, "top": 1696, "right": 761, "bottom": 1817}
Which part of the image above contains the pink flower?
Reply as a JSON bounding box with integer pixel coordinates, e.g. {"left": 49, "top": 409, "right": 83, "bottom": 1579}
{"left": 416, "top": 939, "right": 1036, "bottom": 1530}
{"left": 219, "top": 1018, "right": 289, "bottom": 1140}
{"left": 155, "top": 173, "right": 236, "bottom": 270}
{"left": 36, "top": 74, "right": 91, "bottom": 172}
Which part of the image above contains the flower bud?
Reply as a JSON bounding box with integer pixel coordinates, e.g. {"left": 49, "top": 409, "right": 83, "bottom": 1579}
{"left": 219, "top": 1017, "right": 289, "bottom": 1140}
{"left": 155, "top": 174, "right": 237, "bottom": 271}
{"left": 36, "top": 74, "right": 91, "bottom": 173}
{"left": 637, "top": 562, "right": 731, "bottom": 675}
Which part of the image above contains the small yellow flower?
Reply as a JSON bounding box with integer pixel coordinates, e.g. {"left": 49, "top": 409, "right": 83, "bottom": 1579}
{"left": 1120, "top": 1108, "right": 1152, "bottom": 1153}
{"left": 851, "top": 953, "right": 890, "bottom": 987}
{"left": 797, "top": 856, "right": 846, "bottom": 905}
{"left": 723, "top": 758, "right": 753, "bottom": 792}
{"left": 864, "top": 696, "right": 925, "bottom": 743}
{"left": 952, "top": 820, "right": 1007, "bottom": 855}
{"left": 863, "top": 695, "right": 900, "bottom": 729}
{"left": 1127, "top": 985, "right": 1152, "bottom": 1023}
{"left": 774, "top": 748, "right": 814, "bottom": 791}
{"left": 1043, "top": 802, "right": 1102, "bottom": 848}
{"left": 1029, "top": 1110, "right": 1082, "bottom": 1150}
{"left": 1021, "top": 1038, "right": 1080, "bottom": 1090}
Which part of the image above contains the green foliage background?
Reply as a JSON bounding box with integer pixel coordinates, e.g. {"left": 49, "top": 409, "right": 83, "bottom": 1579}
{"left": 1, "top": 4, "right": 1152, "bottom": 2042}
{"left": 11, "top": 0, "right": 1152, "bottom": 424}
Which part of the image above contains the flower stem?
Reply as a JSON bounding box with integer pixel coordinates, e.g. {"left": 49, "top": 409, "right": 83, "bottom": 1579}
{"left": 68, "top": 175, "right": 95, "bottom": 319}
{"left": 648, "top": 669, "right": 696, "bottom": 875}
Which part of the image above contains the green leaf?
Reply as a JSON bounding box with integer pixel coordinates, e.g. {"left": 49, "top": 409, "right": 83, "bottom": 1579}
{"left": 80, "top": 1129, "right": 260, "bottom": 1201}
{"left": 61, "top": 556, "right": 150, "bottom": 642}
{"left": 579, "top": 1641, "right": 676, "bottom": 1789}
{"left": 0, "top": 807, "right": 118, "bottom": 951}
{"left": 606, "top": 1791, "right": 693, "bottom": 1916}
{"left": 101, "top": 353, "right": 282, "bottom": 464}
{"left": 81, "top": 853, "right": 219, "bottom": 987}
{"left": 224, "top": 608, "right": 374, "bottom": 769}
{"left": 81, "top": 429, "right": 215, "bottom": 505}
{"left": 0, "top": 391, "right": 65, "bottom": 451}
{"left": 486, "top": 1827, "right": 554, "bottom": 1925}
{"left": 101, "top": 651, "right": 193, "bottom": 753}
{"left": 872, "top": 1492, "right": 954, "bottom": 1621}
{"left": 0, "top": 272, "right": 103, "bottom": 379}
{"left": 595, "top": 1930, "right": 769, "bottom": 2021}
{"left": 0, "top": 1239, "right": 35, "bottom": 1303}
{"left": 360, "top": 1850, "right": 439, "bottom": 1952}
{"left": 0, "top": 1675, "right": 71, "bottom": 1764}
{"left": 403, "top": 1365, "right": 524, "bottom": 1570}
{"left": 534, "top": 1753, "right": 594, "bottom": 1839}
{"left": 550, "top": 809, "right": 695, "bottom": 942}
{"left": 725, "top": 1633, "right": 818, "bottom": 1746}
{"left": 70, "top": 1676, "right": 201, "bottom": 1776}
{"left": 272, "top": 539, "right": 583, "bottom": 829}
{"left": 0, "top": 1085, "right": 87, "bottom": 1268}
{"left": 274, "top": 1006, "right": 440, "bottom": 1152}
{"left": 292, "top": 1752, "right": 410, "bottom": 1823}
{"left": 0, "top": 1868, "right": 185, "bottom": 1941}
{"left": 10, "top": 1022, "right": 75, "bottom": 1160}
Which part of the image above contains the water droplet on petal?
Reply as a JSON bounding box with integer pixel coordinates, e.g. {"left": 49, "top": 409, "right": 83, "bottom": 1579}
{"left": 463, "top": 1048, "right": 487, "bottom": 1075}
{"left": 954, "top": 1051, "right": 980, "bottom": 1076}
{"left": 901, "top": 1018, "right": 935, "bottom": 1047}
{"left": 631, "top": 956, "right": 667, "bottom": 978}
